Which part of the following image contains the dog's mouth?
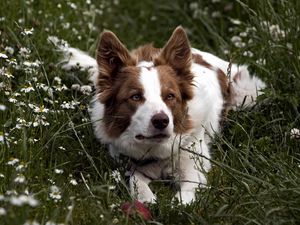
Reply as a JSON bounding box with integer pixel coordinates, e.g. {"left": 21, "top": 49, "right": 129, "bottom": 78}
{"left": 135, "top": 133, "right": 170, "bottom": 141}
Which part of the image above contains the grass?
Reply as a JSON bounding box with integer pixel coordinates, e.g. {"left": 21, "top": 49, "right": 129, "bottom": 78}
{"left": 0, "top": 0, "right": 300, "bottom": 224}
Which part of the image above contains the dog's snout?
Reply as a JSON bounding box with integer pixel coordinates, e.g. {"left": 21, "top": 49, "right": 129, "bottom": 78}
{"left": 151, "top": 112, "right": 169, "bottom": 130}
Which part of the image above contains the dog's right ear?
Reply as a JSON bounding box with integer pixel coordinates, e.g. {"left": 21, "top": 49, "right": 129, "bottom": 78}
{"left": 96, "top": 31, "right": 136, "bottom": 89}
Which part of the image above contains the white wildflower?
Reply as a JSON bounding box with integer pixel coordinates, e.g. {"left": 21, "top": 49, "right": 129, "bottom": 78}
{"left": 0, "top": 53, "right": 8, "bottom": 59}
{"left": 0, "top": 104, "right": 6, "bottom": 111}
{"left": 47, "top": 36, "right": 69, "bottom": 51}
{"left": 0, "top": 207, "right": 6, "bottom": 216}
{"left": 231, "top": 36, "right": 245, "bottom": 48}
{"left": 16, "top": 164, "right": 26, "bottom": 171}
{"left": 33, "top": 105, "right": 49, "bottom": 113}
{"left": 8, "top": 98, "right": 18, "bottom": 103}
{"left": 0, "top": 173, "right": 4, "bottom": 178}
{"left": 62, "top": 22, "right": 70, "bottom": 29}
{"left": 47, "top": 36, "right": 59, "bottom": 45}
{"left": 112, "top": 218, "right": 119, "bottom": 224}
{"left": 269, "top": 24, "right": 285, "bottom": 40}
{"left": 55, "top": 169, "right": 64, "bottom": 174}
{"left": 2, "top": 70, "right": 14, "bottom": 78}
{"left": 53, "top": 84, "right": 68, "bottom": 91}
{"left": 108, "top": 185, "right": 116, "bottom": 190}
{"left": 286, "top": 43, "right": 293, "bottom": 50}
{"left": 230, "top": 18, "right": 242, "bottom": 25}
{"left": 10, "top": 194, "right": 38, "bottom": 207}
{"left": 14, "top": 174, "right": 26, "bottom": 183}
{"left": 6, "top": 190, "right": 17, "bottom": 195}
{"left": 19, "top": 47, "right": 31, "bottom": 57}
{"left": 7, "top": 158, "right": 20, "bottom": 166}
{"left": 110, "top": 203, "right": 117, "bottom": 209}
{"left": 5, "top": 46, "right": 14, "bottom": 55}
{"left": 20, "top": 84, "right": 35, "bottom": 93}
{"left": 256, "top": 58, "right": 266, "bottom": 65}
{"left": 243, "top": 51, "right": 254, "bottom": 58}
{"left": 80, "top": 85, "right": 92, "bottom": 95}
{"left": 21, "top": 28, "right": 34, "bottom": 36}
{"left": 28, "top": 138, "right": 39, "bottom": 143}
{"left": 290, "top": 128, "right": 300, "bottom": 139}
{"left": 54, "top": 76, "right": 62, "bottom": 84}
{"left": 49, "top": 185, "right": 62, "bottom": 201}
{"left": 71, "top": 84, "right": 81, "bottom": 91}
{"left": 189, "top": 2, "right": 199, "bottom": 10}
{"left": 23, "top": 60, "right": 41, "bottom": 68}
{"left": 69, "top": 2, "right": 77, "bottom": 9}
{"left": 27, "top": 196, "right": 39, "bottom": 207}
{"left": 239, "top": 32, "right": 248, "bottom": 37}
{"left": 72, "top": 27, "right": 79, "bottom": 35}
{"left": 60, "top": 100, "right": 80, "bottom": 109}
{"left": 70, "top": 179, "right": 78, "bottom": 186}
{"left": 111, "top": 170, "right": 121, "bottom": 183}
{"left": 82, "top": 118, "right": 89, "bottom": 123}
{"left": 231, "top": 36, "right": 242, "bottom": 43}
{"left": 33, "top": 115, "right": 50, "bottom": 127}
{"left": 212, "top": 11, "right": 221, "bottom": 18}
{"left": 58, "top": 146, "right": 66, "bottom": 150}
{"left": 24, "top": 220, "right": 40, "bottom": 225}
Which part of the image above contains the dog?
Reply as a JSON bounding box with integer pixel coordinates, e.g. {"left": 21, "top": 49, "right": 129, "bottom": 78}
{"left": 61, "top": 26, "right": 265, "bottom": 204}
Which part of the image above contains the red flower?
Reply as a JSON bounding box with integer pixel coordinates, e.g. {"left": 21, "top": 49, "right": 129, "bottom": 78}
{"left": 121, "top": 200, "right": 152, "bottom": 220}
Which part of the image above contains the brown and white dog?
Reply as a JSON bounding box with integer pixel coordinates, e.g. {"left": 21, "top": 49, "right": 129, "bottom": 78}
{"left": 61, "top": 26, "right": 265, "bottom": 204}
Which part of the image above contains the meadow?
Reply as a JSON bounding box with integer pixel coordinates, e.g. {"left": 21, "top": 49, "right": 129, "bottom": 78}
{"left": 0, "top": 0, "right": 300, "bottom": 224}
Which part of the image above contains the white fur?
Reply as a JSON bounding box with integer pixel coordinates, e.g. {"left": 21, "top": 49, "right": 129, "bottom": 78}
{"left": 192, "top": 48, "right": 266, "bottom": 107}
{"left": 62, "top": 46, "right": 265, "bottom": 204}
{"left": 60, "top": 47, "right": 99, "bottom": 86}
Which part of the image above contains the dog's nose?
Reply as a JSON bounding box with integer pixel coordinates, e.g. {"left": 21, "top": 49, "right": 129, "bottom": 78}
{"left": 151, "top": 112, "right": 169, "bottom": 130}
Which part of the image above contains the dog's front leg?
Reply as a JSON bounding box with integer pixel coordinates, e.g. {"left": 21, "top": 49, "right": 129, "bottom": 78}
{"left": 174, "top": 159, "right": 206, "bottom": 204}
{"left": 129, "top": 171, "right": 156, "bottom": 203}
{"left": 175, "top": 149, "right": 209, "bottom": 204}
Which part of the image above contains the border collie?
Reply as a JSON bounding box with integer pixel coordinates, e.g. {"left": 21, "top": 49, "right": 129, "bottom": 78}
{"left": 61, "top": 26, "right": 265, "bottom": 204}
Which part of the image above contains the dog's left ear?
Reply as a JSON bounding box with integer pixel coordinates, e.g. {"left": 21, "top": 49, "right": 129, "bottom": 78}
{"left": 155, "top": 26, "right": 191, "bottom": 74}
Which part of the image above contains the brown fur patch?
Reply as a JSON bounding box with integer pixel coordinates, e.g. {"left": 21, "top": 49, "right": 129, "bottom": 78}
{"left": 157, "top": 66, "right": 193, "bottom": 134}
{"left": 96, "top": 31, "right": 143, "bottom": 138}
{"left": 154, "top": 26, "right": 192, "bottom": 76}
{"left": 217, "top": 69, "right": 233, "bottom": 125}
{"left": 132, "top": 44, "right": 161, "bottom": 62}
{"left": 192, "top": 54, "right": 212, "bottom": 69}
{"left": 102, "top": 67, "right": 145, "bottom": 138}
{"left": 96, "top": 31, "right": 137, "bottom": 96}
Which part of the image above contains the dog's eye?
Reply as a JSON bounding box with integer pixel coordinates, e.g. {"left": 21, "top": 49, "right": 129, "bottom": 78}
{"left": 166, "top": 93, "right": 175, "bottom": 100}
{"left": 130, "top": 94, "right": 143, "bottom": 101}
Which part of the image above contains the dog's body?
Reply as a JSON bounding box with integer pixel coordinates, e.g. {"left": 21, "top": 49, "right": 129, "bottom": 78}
{"left": 62, "top": 27, "right": 265, "bottom": 204}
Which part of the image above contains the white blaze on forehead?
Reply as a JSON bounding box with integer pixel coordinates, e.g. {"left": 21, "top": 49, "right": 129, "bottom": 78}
{"left": 139, "top": 67, "right": 162, "bottom": 104}
{"left": 137, "top": 61, "right": 154, "bottom": 68}
{"left": 134, "top": 66, "right": 174, "bottom": 136}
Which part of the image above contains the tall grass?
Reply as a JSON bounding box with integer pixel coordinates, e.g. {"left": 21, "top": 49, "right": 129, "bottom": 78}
{"left": 0, "top": 0, "right": 299, "bottom": 224}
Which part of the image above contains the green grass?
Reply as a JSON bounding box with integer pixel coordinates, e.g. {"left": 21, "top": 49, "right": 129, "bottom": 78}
{"left": 1, "top": 0, "right": 300, "bottom": 224}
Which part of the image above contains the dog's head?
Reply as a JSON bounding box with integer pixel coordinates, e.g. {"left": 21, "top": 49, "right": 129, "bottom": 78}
{"left": 95, "top": 26, "right": 194, "bottom": 150}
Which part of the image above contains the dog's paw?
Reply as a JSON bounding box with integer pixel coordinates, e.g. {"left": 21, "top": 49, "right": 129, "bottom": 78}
{"left": 138, "top": 193, "right": 156, "bottom": 204}
{"left": 174, "top": 191, "right": 195, "bottom": 205}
